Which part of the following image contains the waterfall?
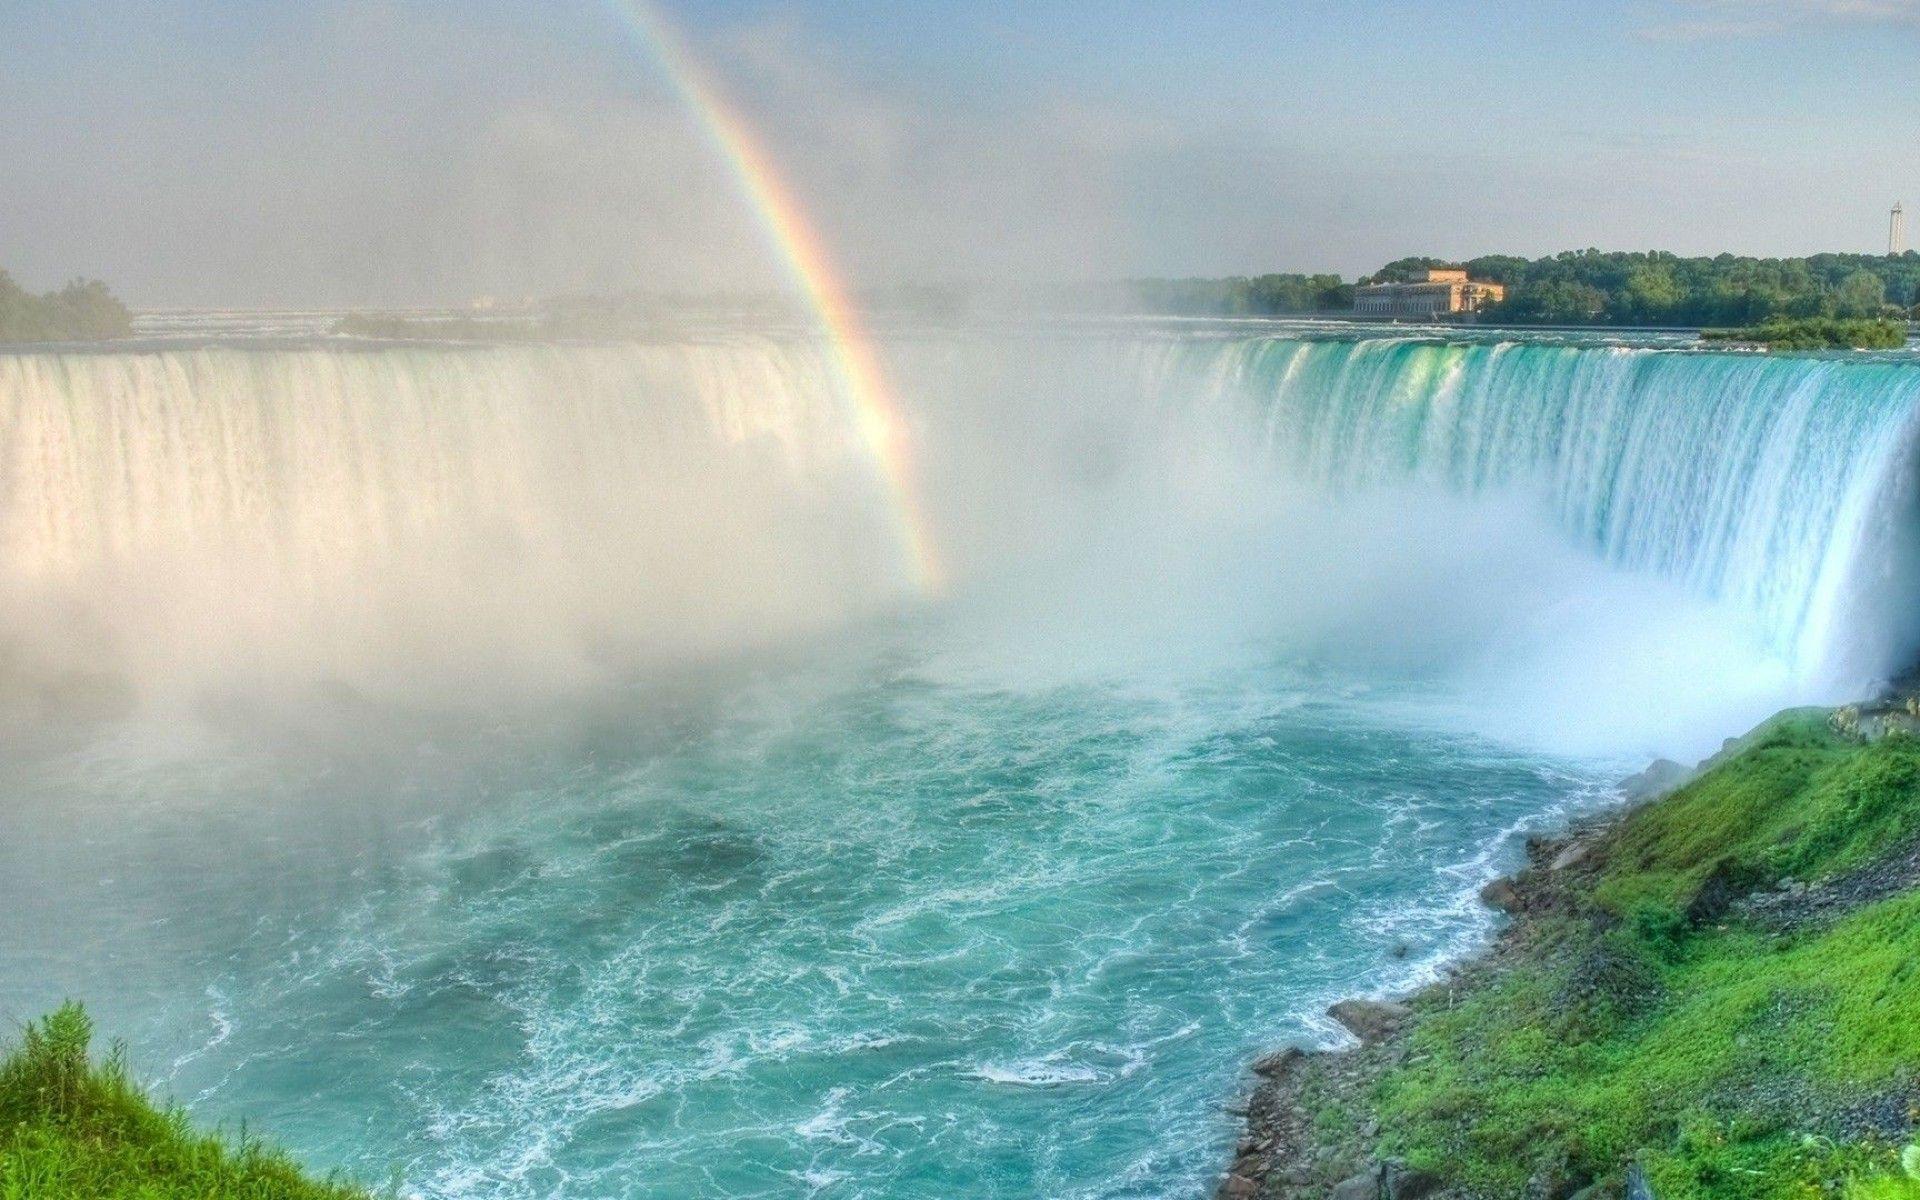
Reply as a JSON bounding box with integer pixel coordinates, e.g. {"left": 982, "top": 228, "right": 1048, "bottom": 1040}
{"left": 2, "top": 330, "right": 1917, "bottom": 717}
{"left": 1127, "top": 335, "right": 1920, "bottom": 690}
{"left": 0, "top": 341, "right": 909, "bottom": 709}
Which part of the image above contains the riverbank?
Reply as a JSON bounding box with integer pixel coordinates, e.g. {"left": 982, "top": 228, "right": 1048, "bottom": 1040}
{"left": 1220, "top": 700, "right": 1920, "bottom": 1199}
{"left": 0, "top": 1004, "right": 369, "bottom": 1199}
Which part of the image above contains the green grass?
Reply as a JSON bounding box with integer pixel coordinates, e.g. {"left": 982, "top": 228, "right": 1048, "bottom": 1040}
{"left": 1362, "top": 713, "right": 1920, "bottom": 1198}
{"left": 1852, "top": 1171, "right": 1920, "bottom": 1200}
{"left": 0, "top": 1004, "right": 372, "bottom": 1200}
{"left": 1594, "top": 712, "right": 1920, "bottom": 922}
{"left": 1699, "top": 318, "right": 1908, "bottom": 351}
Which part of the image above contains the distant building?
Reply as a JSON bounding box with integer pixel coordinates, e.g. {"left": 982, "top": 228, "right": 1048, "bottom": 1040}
{"left": 1353, "top": 268, "right": 1506, "bottom": 319}
{"left": 1892, "top": 202, "right": 1907, "bottom": 256}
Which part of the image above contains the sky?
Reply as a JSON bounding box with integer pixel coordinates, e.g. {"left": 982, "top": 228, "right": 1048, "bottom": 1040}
{"left": 1, "top": 0, "right": 1915, "bottom": 307}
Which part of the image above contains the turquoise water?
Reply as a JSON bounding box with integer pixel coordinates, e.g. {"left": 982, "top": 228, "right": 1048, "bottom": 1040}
{"left": 1, "top": 633, "right": 1616, "bottom": 1199}
{"left": 3, "top": 328, "right": 1918, "bottom": 1197}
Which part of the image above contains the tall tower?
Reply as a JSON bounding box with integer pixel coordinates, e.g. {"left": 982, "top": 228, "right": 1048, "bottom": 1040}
{"left": 1892, "top": 202, "right": 1908, "bottom": 255}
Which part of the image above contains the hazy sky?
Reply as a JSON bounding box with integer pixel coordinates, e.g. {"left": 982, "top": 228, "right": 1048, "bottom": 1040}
{"left": 2, "top": 0, "right": 1914, "bottom": 307}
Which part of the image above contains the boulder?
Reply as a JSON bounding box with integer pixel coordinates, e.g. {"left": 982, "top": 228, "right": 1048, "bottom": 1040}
{"left": 1217, "top": 1173, "right": 1258, "bottom": 1199}
{"left": 1331, "top": 1165, "right": 1385, "bottom": 1200}
{"left": 1479, "top": 877, "right": 1523, "bottom": 913}
{"left": 1683, "top": 857, "right": 1754, "bottom": 925}
{"left": 1626, "top": 1162, "right": 1657, "bottom": 1200}
{"left": 1329, "top": 999, "right": 1411, "bottom": 1044}
{"left": 1621, "top": 758, "right": 1692, "bottom": 803}
{"left": 1551, "top": 839, "right": 1595, "bottom": 872}
{"left": 1251, "top": 1045, "right": 1304, "bottom": 1077}
{"left": 1386, "top": 1161, "right": 1443, "bottom": 1200}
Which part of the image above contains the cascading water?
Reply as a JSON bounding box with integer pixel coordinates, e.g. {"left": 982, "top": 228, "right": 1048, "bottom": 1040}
{"left": 0, "top": 342, "right": 911, "bottom": 712}
{"left": 8, "top": 333, "right": 1914, "bottom": 709}
{"left": 3, "top": 328, "right": 1917, "bottom": 1200}
{"left": 1124, "top": 336, "right": 1920, "bottom": 689}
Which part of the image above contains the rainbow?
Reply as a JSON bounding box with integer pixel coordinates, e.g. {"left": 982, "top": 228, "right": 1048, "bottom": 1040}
{"left": 603, "top": 0, "right": 942, "bottom": 594}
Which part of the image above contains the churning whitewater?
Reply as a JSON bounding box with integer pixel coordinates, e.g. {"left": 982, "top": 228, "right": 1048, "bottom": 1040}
{"left": 2, "top": 328, "right": 1918, "bottom": 1199}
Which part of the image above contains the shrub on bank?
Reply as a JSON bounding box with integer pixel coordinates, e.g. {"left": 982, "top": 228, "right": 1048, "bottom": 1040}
{"left": 0, "top": 1003, "right": 370, "bottom": 1199}
{"left": 1699, "top": 317, "right": 1908, "bottom": 350}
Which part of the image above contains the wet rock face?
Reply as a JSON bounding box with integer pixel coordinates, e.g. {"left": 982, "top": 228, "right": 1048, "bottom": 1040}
{"left": 1829, "top": 686, "right": 1920, "bottom": 742}
{"left": 1479, "top": 876, "right": 1523, "bottom": 913}
{"left": 1251, "top": 1046, "right": 1304, "bottom": 1077}
{"left": 1328, "top": 999, "right": 1411, "bottom": 1044}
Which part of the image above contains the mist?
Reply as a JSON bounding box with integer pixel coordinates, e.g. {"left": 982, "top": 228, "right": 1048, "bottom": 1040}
{"left": 2, "top": 329, "right": 1901, "bottom": 771}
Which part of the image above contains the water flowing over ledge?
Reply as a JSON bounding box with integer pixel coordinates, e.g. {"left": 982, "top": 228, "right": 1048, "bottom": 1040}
{"left": 1131, "top": 335, "right": 1920, "bottom": 690}
{"left": 2, "top": 332, "right": 1918, "bottom": 712}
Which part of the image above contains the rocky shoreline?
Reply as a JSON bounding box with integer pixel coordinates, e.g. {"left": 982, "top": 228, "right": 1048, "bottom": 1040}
{"left": 1216, "top": 820, "right": 1620, "bottom": 1200}
{"left": 1216, "top": 694, "right": 1920, "bottom": 1200}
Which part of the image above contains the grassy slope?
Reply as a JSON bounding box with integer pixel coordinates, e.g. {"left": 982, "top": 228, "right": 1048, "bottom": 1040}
{"left": 0, "top": 1004, "right": 370, "bottom": 1200}
{"left": 1369, "top": 713, "right": 1920, "bottom": 1198}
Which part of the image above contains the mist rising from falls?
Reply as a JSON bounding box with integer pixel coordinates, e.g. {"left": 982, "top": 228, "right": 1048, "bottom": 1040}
{"left": 3, "top": 332, "right": 1918, "bottom": 754}
{"left": 905, "top": 333, "right": 1920, "bottom": 753}
{"left": 0, "top": 344, "right": 910, "bottom": 718}
{"left": 1150, "top": 337, "right": 1920, "bottom": 687}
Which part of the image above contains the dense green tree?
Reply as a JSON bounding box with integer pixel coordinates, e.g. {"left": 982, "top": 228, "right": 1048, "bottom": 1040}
{"left": 1499, "top": 280, "right": 1609, "bottom": 323}
{"left": 0, "top": 269, "right": 133, "bottom": 341}
{"left": 1462, "top": 255, "right": 1531, "bottom": 285}
{"left": 1834, "top": 268, "right": 1887, "bottom": 317}
{"left": 1618, "top": 264, "right": 1683, "bottom": 323}
{"left": 1359, "top": 257, "right": 1458, "bottom": 285}
{"left": 1463, "top": 249, "right": 1920, "bottom": 327}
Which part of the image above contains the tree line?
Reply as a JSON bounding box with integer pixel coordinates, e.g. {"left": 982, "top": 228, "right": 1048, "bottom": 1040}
{"left": 0, "top": 270, "right": 133, "bottom": 341}
{"left": 1133, "top": 250, "right": 1920, "bottom": 326}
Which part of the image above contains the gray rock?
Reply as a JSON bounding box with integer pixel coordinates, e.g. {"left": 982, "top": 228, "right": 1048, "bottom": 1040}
{"left": 1551, "top": 839, "right": 1595, "bottom": 872}
{"left": 1218, "top": 1173, "right": 1258, "bottom": 1199}
{"left": 1386, "top": 1162, "right": 1443, "bottom": 1200}
{"left": 1331, "top": 1165, "right": 1385, "bottom": 1200}
{"left": 1683, "top": 857, "right": 1748, "bottom": 925}
{"left": 1480, "top": 877, "right": 1522, "bottom": 913}
{"left": 1626, "top": 1162, "right": 1657, "bottom": 1200}
{"left": 1857, "top": 711, "right": 1920, "bottom": 742}
{"left": 1622, "top": 758, "right": 1692, "bottom": 803}
{"left": 1329, "top": 999, "right": 1412, "bottom": 1043}
{"left": 1251, "top": 1046, "right": 1304, "bottom": 1077}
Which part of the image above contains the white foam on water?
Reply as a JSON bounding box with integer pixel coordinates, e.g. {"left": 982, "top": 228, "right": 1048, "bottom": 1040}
{"left": 8, "top": 328, "right": 1920, "bottom": 1199}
